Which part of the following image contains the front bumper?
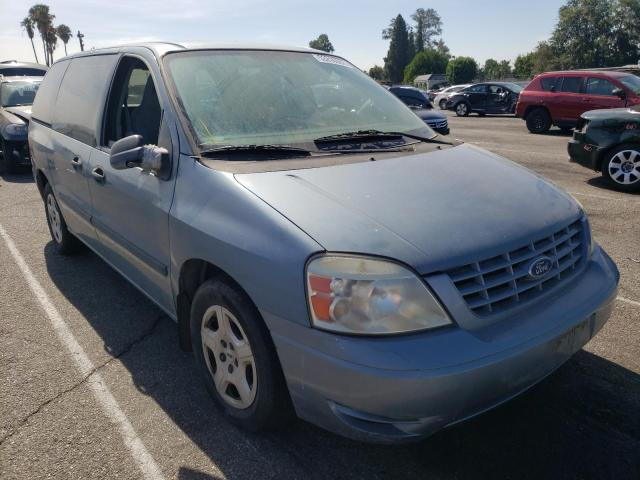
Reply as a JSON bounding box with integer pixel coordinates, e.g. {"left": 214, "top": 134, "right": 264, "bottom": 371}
{"left": 266, "top": 247, "right": 619, "bottom": 443}
{"left": 1, "top": 139, "right": 31, "bottom": 167}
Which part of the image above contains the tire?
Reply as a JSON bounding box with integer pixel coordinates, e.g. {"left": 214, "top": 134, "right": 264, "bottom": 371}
{"left": 602, "top": 144, "right": 640, "bottom": 193}
{"left": 190, "top": 279, "right": 294, "bottom": 431}
{"left": 43, "top": 183, "right": 83, "bottom": 255}
{"left": 455, "top": 102, "right": 470, "bottom": 117}
{"left": 0, "top": 138, "right": 17, "bottom": 174}
{"left": 438, "top": 99, "right": 447, "bottom": 110}
{"left": 478, "top": 112, "right": 486, "bottom": 117}
{"left": 526, "top": 108, "right": 551, "bottom": 134}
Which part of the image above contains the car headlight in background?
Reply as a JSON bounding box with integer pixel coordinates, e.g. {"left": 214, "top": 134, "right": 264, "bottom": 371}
{"left": 306, "top": 255, "right": 451, "bottom": 335}
{"left": 4, "top": 123, "right": 27, "bottom": 136}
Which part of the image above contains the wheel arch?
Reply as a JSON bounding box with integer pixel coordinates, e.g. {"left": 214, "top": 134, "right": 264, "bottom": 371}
{"left": 176, "top": 258, "right": 264, "bottom": 352}
{"left": 35, "top": 169, "right": 49, "bottom": 200}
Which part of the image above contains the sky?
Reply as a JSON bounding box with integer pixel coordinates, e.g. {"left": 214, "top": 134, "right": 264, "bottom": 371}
{"left": 0, "top": 0, "right": 566, "bottom": 71}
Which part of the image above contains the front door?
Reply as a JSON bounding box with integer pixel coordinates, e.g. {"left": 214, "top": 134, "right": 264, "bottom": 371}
{"left": 486, "top": 85, "right": 511, "bottom": 113}
{"left": 584, "top": 77, "right": 627, "bottom": 111}
{"left": 87, "top": 55, "right": 176, "bottom": 313}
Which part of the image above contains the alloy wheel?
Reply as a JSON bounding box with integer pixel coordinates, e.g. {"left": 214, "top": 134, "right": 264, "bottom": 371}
{"left": 46, "top": 193, "right": 63, "bottom": 243}
{"left": 201, "top": 305, "right": 257, "bottom": 409}
{"left": 456, "top": 103, "right": 468, "bottom": 116}
{"left": 608, "top": 149, "right": 640, "bottom": 185}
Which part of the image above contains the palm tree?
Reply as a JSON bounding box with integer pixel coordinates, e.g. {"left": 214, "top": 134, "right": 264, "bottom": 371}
{"left": 20, "top": 17, "right": 39, "bottom": 63}
{"left": 45, "top": 25, "right": 58, "bottom": 64}
{"left": 28, "top": 4, "right": 55, "bottom": 66}
{"left": 56, "top": 24, "right": 72, "bottom": 56}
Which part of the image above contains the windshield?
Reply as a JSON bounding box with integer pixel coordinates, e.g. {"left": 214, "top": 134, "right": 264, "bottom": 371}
{"left": 164, "top": 50, "right": 431, "bottom": 148}
{"left": 0, "top": 80, "right": 41, "bottom": 107}
{"left": 501, "top": 83, "right": 523, "bottom": 93}
{"left": 620, "top": 75, "right": 640, "bottom": 95}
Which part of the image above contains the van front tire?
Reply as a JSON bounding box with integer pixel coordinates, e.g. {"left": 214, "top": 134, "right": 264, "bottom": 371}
{"left": 43, "top": 184, "right": 83, "bottom": 255}
{"left": 190, "top": 279, "right": 294, "bottom": 431}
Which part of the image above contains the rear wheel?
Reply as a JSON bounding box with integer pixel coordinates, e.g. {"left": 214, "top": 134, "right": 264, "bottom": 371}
{"left": 455, "top": 102, "right": 470, "bottom": 117}
{"left": 602, "top": 144, "right": 640, "bottom": 193}
{"left": 525, "top": 108, "right": 551, "bottom": 134}
{"left": 43, "top": 183, "right": 83, "bottom": 254}
{"left": 190, "top": 279, "right": 293, "bottom": 431}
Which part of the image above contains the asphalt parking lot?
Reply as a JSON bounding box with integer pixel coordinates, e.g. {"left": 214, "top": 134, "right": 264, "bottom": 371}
{"left": 1, "top": 112, "right": 638, "bottom": 480}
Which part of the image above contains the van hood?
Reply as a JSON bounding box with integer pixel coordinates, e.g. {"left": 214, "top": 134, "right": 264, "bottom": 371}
{"left": 582, "top": 107, "right": 640, "bottom": 122}
{"left": 3, "top": 106, "right": 32, "bottom": 123}
{"left": 236, "top": 144, "right": 581, "bottom": 274}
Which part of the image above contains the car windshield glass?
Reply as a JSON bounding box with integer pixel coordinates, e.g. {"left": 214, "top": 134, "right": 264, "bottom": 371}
{"left": 501, "top": 83, "right": 523, "bottom": 93}
{"left": 619, "top": 75, "right": 640, "bottom": 95}
{"left": 0, "top": 80, "right": 41, "bottom": 107}
{"left": 164, "top": 50, "right": 432, "bottom": 148}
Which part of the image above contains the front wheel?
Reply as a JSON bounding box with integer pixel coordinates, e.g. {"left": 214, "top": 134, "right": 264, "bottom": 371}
{"left": 602, "top": 145, "right": 640, "bottom": 192}
{"left": 43, "top": 183, "right": 83, "bottom": 255}
{"left": 190, "top": 279, "right": 293, "bottom": 431}
{"left": 455, "top": 102, "right": 470, "bottom": 117}
{"left": 439, "top": 99, "right": 447, "bottom": 110}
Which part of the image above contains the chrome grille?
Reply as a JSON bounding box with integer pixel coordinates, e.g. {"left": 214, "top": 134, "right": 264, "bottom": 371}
{"left": 427, "top": 119, "right": 448, "bottom": 130}
{"left": 446, "top": 219, "right": 585, "bottom": 316}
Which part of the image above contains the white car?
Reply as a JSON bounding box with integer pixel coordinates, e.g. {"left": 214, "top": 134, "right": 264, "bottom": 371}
{"left": 434, "top": 84, "right": 472, "bottom": 110}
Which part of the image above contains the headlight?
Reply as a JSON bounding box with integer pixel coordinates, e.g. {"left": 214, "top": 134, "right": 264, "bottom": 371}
{"left": 306, "top": 255, "right": 452, "bottom": 335}
{"left": 5, "top": 123, "right": 27, "bottom": 135}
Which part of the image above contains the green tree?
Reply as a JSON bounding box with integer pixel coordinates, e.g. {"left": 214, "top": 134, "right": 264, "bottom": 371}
{"left": 414, "top": 17, "right": 424, "bottom": 53}
{"left": 498, "top": 60, "right": 512, "bottom": 78}
{"left": 383, "top": 15, "right": 412, "bottom": 83}
{"left": 610, "top": 0, "right": 640, "bottom": 65}
{"left": 434, "top": 39, "right": 450, "bottom": 57}
{"left": 446, "top": 56, "right": 478, "bottom": 84}
{"left": 513, "top": 53, "right": 535, "bottom": 79}
{"left": 368, "top": 65, "right": 386, "bottom": 81}
{"left": 411, "top": 8, "right": 442, "bottom": 49}
{"left": 45, "top": 24, "right": 58, "bottom": 64}
{"left": 56, "top": 24, "right": 72, "bottom": 56}
{"left": 483, "top": 58, "right": 500, "bottom": 80}
{"left": 403, "top": 49, "right": 449, "bottom": 84}
{"left": 20, "top": 17, "right": 39, "bottom": 63}
{"left": 309, "top": 34, "right": 334, "bottom": 53}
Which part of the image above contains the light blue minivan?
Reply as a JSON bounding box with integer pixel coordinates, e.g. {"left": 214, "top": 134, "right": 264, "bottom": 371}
{"left": 29, "top": 43, "right": 619, "bottom": 443}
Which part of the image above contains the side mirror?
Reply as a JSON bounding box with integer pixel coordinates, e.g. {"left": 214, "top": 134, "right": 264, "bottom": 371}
{"left": 613, "top": 88, "right": 626, "bottom": 100}
{"left": 110, "top": 135, "right": 145, "bottom": 170}
{"left": 110, "top": 134, "right": 170, "bottom": 176}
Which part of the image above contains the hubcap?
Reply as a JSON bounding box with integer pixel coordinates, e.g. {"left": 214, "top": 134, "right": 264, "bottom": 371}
{"left": 201, "top": 305, "right": 257, "bottom": 409}
{"left": 457, "top": 104, "right": 467, "bottom": 115}
{"left": 46, "top": 194, "right": 63, "bottom": 243}
{"left": 608, "top": 150, "right": 640, "bottom": 185}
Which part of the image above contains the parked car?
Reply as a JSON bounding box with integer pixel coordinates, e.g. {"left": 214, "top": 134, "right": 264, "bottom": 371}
{"left": 446, "top": 82, "right": 522, "bottom": 116}
{"left": 0, "top": 76, "right": 41, "bottom": 173}
{"left": 389, "top": 85, "right": 449, "bottom": 134}
{"left": 0, "top": 60, "right": 47, "bottom": 77}
{"left": 568, "top": 106, "right": 640, "bottom": 192}
{"left": 426, "top": 83, "right": 448, "bottom": 101}
{"left": 516, "top": 70, "right": 640, "bottom": 134}
{"left": 434, "top": 84, "right": 471, "bottom": 110}
{"left": 30, "top": 43, "right": 619, "bottom": 444}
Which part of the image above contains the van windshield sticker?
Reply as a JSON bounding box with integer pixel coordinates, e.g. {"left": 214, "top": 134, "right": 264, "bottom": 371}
{"left": 312, "top": 54, "right": 353, "bottom": 68}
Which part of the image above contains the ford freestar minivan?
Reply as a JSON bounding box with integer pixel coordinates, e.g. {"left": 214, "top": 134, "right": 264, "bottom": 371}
{"left": 29, "top": 43, "right": 619, "bottom": 443}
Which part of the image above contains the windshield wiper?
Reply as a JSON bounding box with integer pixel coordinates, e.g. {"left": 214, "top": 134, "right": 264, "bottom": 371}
{"left": 314, "top": 129, "right": 442, "bottom": 144}
{"left": 199, "top": 144, "right": 312, "bottom": 158}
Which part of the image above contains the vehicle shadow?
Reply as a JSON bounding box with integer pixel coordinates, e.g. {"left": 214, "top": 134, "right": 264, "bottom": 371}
{"left": 43, "top": 242, "right": 640, "bottom": 480}
{"left": 587, "top": 176, "right": 640, "bottom": 196}
{"left": 0, "top": 169, "right": 34, "bottom": 183}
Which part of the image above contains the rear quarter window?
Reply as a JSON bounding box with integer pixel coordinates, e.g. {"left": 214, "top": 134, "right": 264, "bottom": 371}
{"left": 0, "top": 67, "right": 47, "bottom": 76}
{"left": 52, "top": 54, "right": 118, "bottom": 146}
{"left": 31, "top": 61, "right": 69, "bottom": 124}
{"left": 540, "top": 76, "right": 559, "bottom": 91}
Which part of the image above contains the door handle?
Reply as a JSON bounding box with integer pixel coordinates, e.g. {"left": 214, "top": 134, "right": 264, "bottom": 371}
{"left": 71, "top": 156, "right": 82, "bottom": 167}
{"left": 91, "top": 167, "right": 105, "bottom": 183}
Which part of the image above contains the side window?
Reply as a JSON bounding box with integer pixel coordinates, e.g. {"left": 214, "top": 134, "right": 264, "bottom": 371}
{"left": 559, "top": 77, "right": 583, "bottom": 93}
{"left": 104, "top": 57, "right": 161, "bottom": 147}
{"left": 585, "top": 77, "right": 616, "bottom": 96}
{"left": 468, "top": 85, "right": 487, "bottom": 93}
{"left": 540, "top": 77, "right": 559, "bottom": 91}
{"left": 52, "top": 55, "right": 119, "bottom": 146}
{"left": 399, "top": 93, "right": 426, "bottom": 107}
{"left": 31, "top": 60, "right": 69, "bottom": 124}
{"left": 489, "top": 85, "right": 505, "bottom": 94}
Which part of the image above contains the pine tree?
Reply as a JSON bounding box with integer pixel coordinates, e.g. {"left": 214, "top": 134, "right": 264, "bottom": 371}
{"left": 383, "top": 15, "right": 412, "bottom": 84}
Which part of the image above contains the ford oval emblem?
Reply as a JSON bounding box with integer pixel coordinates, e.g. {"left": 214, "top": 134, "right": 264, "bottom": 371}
{"left": 528, "top": 256, "right": 554, "bottom": 280}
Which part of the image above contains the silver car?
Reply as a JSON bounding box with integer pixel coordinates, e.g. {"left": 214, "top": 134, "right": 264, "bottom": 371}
{"left": 29, "top": 43, "right": 619, "bottom": 443}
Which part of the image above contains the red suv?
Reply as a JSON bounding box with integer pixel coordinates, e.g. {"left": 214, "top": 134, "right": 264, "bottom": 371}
{"left": 515, "top": 70, "right": 640, "bottom": 134}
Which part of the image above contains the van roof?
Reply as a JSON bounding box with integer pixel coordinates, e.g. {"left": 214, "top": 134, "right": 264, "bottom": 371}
{"left": 62, "top": 42, "right": 331, "bottom": 61}
{"left": 536, "top": 69, "right": 632, "bottom": 78}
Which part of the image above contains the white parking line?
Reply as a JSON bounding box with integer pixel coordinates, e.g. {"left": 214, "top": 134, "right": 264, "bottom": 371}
{"left": 618, "top": 296, "right": 640, "bottom": 308}
{"left": 0, "top": 224, "right": 165, "bottom": 480}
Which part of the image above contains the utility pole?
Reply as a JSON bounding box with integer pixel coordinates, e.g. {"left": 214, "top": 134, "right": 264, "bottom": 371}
{"left": 77, "top": 31, "right": 85, "bottom": 52}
